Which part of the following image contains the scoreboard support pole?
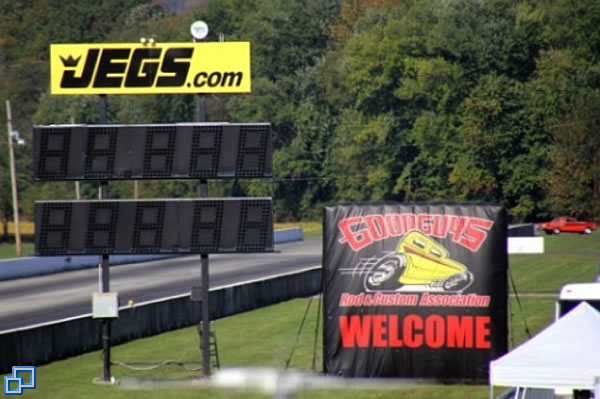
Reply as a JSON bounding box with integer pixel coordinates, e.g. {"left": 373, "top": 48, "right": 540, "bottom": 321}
{"left": 101, "top": 252, "right": 111, "bottom": 381}
{"left": 99, "top": 95, "right": 112, "bottom": 382}
{"left": 100, "top": 180, "right": 111, "bottom": 382}
{"left": 201, "top": 251, "right": 210, "bottom": 376}
{"left": 196, "top": 85, "right": 211, "bottom": 377}
{"left": 199, "top": 178, "right": 211, "bottom": 376}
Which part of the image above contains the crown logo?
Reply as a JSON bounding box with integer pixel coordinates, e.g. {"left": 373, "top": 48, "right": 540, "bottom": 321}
{"left": 60, "top": 55, "right": 81, "bottom": 67}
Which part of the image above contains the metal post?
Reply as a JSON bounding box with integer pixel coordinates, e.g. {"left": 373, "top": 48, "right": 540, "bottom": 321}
{"left": 201, "top": 252, "right": 210, "bottom": 376}
{"left": 193, "top": 30, "right": 207, "bottom": 124}
{"left": 193, "top": 33, "right": 209, "bottom": 374}
{"left": 197, "top": 82, "right": 209, "bottom": 374}
{"left": 191, "top": 23, "right": 211, "bottom": 376}
{"left": 5, "top": 100, "right": 22, "bottom": 257}
{"left": 98, "top": 94, "right": 111, "bottom": 382}
{"left": 70, "top": 117, "right": 81, "bottom": 201}
{"left": 196, "top": 95, "right": 206, "bottom": 123}
{"left": 198, "top": 177, "right": 210, "bottom": 376}
{"left": 99, "top": 94, "right": 107, "bottom": 124}
{"left": 99, "top": 180, "right": 111, "bottom": 382}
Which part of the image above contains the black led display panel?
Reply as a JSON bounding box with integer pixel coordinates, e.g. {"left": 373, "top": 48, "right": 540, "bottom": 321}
{"left": 33, "top": 123, "right": 272, "bottom": 180}
{"left": 35, "top": 198, "right": 273, "bottom": 255}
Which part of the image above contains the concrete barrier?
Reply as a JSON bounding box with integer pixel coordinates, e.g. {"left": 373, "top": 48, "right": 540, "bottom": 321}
{"left": 0, "top": 228, "right": 304, "bottom": 281}
{"left": 272, "top": 227, "right": 304, "bottom": 243}
{"left": 0, "top": 254, "right": 177, "bottom": 281}
{"left": 0, "top": 264, "right": 321, "bottom": 373}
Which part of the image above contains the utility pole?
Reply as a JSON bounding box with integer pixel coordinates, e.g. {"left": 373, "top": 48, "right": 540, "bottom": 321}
{"left": 191, "top": 19, "right": 211, "bottom": 377}
{"left": 5, "top": 100, "right": 22, "bottom": 257}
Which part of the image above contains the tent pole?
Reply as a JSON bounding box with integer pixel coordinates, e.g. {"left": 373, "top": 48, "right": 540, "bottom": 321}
{"left": 489, "top": 385, "right": 493, "bottom": 399}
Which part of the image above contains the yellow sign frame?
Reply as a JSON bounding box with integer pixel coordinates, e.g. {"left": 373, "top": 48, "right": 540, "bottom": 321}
{"left": 50, "top": 42, "right": 251, "bottom": 95}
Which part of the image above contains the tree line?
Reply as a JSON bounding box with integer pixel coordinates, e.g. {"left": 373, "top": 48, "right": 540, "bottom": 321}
{"left": 1, "top": 0, "right": 600, "bottom": 231}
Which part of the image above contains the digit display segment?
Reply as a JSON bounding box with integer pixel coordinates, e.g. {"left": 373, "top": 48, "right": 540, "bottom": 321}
{"left": 35, "top": 199, "right": 273, "bottom": 255}
{"left": 33, "top": 123, "right": 272, "bottom": 180}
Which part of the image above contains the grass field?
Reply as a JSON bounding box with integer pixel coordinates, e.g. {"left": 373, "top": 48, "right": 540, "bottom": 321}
{"left": 4, "top": 295, "right": 557, "bottom": 399}
{"left": 0, "top": 221, "right": 35, "bottom": 258}
{"left": 3, "top": 228, "right": 599, "bottom": 398}
{"left": 509, "top": 232, "right": 600, "bottom": 293}
{"left": 0, "top": 242, "right": 35, "bottom": 258}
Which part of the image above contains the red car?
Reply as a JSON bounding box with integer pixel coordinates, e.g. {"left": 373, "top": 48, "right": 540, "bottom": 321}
{"left": 537, "top": 217, "right": 597, "bottom": 235}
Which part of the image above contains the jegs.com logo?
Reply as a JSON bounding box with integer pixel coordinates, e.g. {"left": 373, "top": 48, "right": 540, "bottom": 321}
{"left": 4, "top": 367, "right": 36, "bottom": 395}
{"left": 50, "top": 42, "right": 251, "bottom": 95}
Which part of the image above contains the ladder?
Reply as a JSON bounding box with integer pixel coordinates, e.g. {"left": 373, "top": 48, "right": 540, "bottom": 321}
{"left": 197, "top": 322, "right": 220, "bottom": 371}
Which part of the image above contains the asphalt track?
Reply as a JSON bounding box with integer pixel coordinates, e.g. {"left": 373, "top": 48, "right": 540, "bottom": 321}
{"left": 0, "top": 238, "right": 321, "bottom": 332}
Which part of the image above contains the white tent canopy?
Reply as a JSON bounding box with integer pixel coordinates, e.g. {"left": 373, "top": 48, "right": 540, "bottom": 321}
{"left": 490, "top": 302, "right": 600, "bottom": 391}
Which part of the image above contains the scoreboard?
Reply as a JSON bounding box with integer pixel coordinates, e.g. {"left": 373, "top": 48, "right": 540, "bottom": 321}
{"left": 35, "top": 198, "right": 273, "bottom": 255}
{"left": 33, "top": 123, "right": 274, "bottom": 256}
{"left": 34, "top": 123, "right": 272, "bottom": 180}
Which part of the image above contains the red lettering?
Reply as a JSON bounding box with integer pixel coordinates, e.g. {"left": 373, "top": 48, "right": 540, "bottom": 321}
{"left": 338, "top": 217, "right": 371, "bottom": 251}
{"left": 366, "top": 215, "right": 389, "bottom": 242}
{"left": 372, "top": 315, "right": 387, "bottom": 347}
{"left": 425, "top": 315, "right": 445, "bottom": 348}
{"left": 447, "top": 316, "right": 474, "bottom": 348}
{"left": 337, "top": 213, "right": 494, "bottom": 252}
{"left": 339, "top": 293, "right": 349, "bottom": 306}
{"left": 339, "top": 293, "right": 364, "bottom": 306}
{"left": 475, "top": 316, "right": 491, "bottom": 348}
{"left": 403, "top": 315, "right": 423, "bottom": 348}
{"left": 417, "top": 214, "right": 434, "bottom": 235}
{"left": 339, "top": 315, "right": 371, "bottom": 348}
{"left": 385, "top": 214, "right": 405, "bottom": 236}
{"left": 338, "top": 314, "right": 493, "bottom": 349}
{"left": 431, "top": 214, "right": 450, "bottom": 238}
{"left": 402, "top": 214, "right": 416, "bottom": 232}
{"left": 388, "top": 315, "right": 404, "bottom": 347}
{"left": 461, "top": 218, "right": 494, "bottom": 251}
{"left": 448, "top": 216, "right": 467, "bottom": 244}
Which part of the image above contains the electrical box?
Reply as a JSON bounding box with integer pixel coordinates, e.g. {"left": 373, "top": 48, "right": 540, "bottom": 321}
{"left": 92, "top": 292, "right": 119, "bottom": 318}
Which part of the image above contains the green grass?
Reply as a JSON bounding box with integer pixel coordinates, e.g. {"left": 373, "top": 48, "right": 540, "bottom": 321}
{"left": 509, "top": 231, "right": 600, "bottom": 293}
{"left": 3, "top": 295, "right": 554, "bottom": 399}
{"left": 4, "top": 228, "right": 597, "bottom": 398}
{"left": 0, "top": 242, "right": 34, "bottom": 258}
{"left": 8, "top": 298, "right": 502, "bottom": 399}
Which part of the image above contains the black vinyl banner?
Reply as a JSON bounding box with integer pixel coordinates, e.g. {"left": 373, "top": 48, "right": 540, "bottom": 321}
{"left": 322, "top": 203, "right": 508, "bottom": 382}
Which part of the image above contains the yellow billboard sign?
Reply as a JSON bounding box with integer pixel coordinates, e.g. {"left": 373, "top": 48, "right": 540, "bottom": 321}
{"left": 50, "top": 42, "right": 251, "bottom": 95}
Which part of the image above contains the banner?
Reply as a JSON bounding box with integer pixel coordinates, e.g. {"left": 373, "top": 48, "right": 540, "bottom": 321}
{"left": 322, "top": 203, "right": 508, "bottom": 382}
{"left": 50, "top": 42, "right": 250, "bottom": 95}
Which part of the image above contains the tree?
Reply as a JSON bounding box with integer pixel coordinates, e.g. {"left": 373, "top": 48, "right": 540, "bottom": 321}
{"left": 547, "top": 94, "right": 600, "bottom": 219}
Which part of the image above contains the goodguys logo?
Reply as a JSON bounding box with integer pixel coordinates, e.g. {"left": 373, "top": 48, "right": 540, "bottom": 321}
{"left": 50, "top": 42, "right": 251, "bottom": 95}
{"left": 338, "top": 213, "right": 494, "bottom": 252}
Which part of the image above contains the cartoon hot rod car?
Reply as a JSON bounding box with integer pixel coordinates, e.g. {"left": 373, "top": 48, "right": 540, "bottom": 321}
{"left": 364, "top": 231, "right": 473, "bottom": 292}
